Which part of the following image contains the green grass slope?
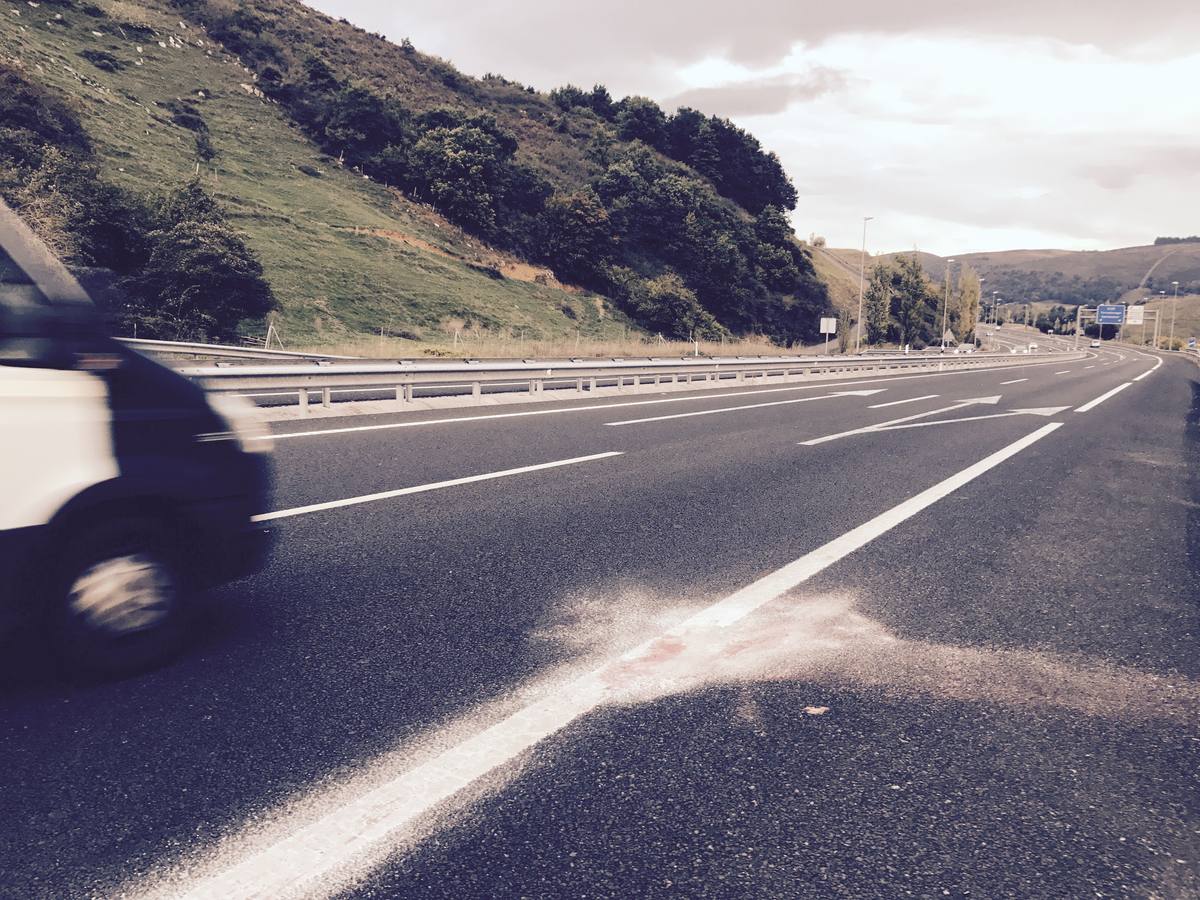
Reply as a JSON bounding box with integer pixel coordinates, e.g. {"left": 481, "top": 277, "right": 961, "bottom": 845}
{"left": 0, "top": 0, "right": 632, "bottom": 347}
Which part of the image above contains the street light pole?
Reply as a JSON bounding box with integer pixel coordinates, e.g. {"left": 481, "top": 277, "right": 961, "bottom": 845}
{"left": 855, "top": 216, "right": 874, "bottom": 353}
{"left": 941, "top": 259, "right": 955, "bottom": 350}
{"left": 1170, "top": 281, "right": 1180, "bottom": 350}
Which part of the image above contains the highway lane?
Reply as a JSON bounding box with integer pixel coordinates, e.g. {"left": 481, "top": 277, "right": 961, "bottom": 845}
{"left": 1, "top": 349, "right": 1193, "bottom": 899}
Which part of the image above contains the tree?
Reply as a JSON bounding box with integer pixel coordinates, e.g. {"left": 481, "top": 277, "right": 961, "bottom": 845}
{"left": 955, "top": 265, "right": 982, "bottom": 343}
{"left": 118, "top": 181, "right": 275, "bottom": 341}
{"left": 616, "top": 96, "right": 668, "bottom": 150}
{"left": 408, "top": 117, "right": 516, "bottom": 236}
{"left": 538, "top": 189, "right": 615, "bottom": 284}
{"left": 626, "top": 271, "right": 723, "bottom": 340}
{"left": 863, "top": 262, "right": 893, "bottom": 345}
{"left": 892, "top": 253, "right": 933, "bottom": 347}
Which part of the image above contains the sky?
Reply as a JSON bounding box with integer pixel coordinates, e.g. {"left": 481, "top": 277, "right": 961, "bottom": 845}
{"left": 305, "top": 1, "right": 1200, "bottom": 256}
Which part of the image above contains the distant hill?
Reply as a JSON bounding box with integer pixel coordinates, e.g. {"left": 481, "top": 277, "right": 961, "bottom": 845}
{"left": 0, "top": 0, "right": 830, "bottom": 349}
{"left": 823, "top": 243, "right": 1200, "bottom": 308}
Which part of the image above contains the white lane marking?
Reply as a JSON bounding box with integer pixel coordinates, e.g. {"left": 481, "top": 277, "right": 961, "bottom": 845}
{"left": 1133, "top": 356, "right": 1163, "bottom": 382}
{"left": 868, "top": 394, "right": 939, "bottom": 409}
{"left": 1075, "top": 383, "right": 1132, "bottom": 412}
{"left": 144, "top": 423, "right": 1062, "bottom": 900}
{"left": 999, "top": 378, "right": 1028, "bottom": 385}
{"left": 252, "top": 452, "right": 624, "bottom": 522}
{"left": 1084, "top": 365, "right": 1095, "bottom": 369}
{"left": 800, "top": 396, "right": 1002, "bottom": 446}
{"left": 603, "top": 389, "right": 884, "bottom": 426}
{"left": 1054, "top": 370, "right": 1071, "bottom": 375}
{"left": 267, "top": 358, "right": 1085, "bottom": 441}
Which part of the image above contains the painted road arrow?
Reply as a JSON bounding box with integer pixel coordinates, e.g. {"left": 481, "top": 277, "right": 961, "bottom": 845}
{"left": 876, "top": 406, "right": 1072, "bottom": 432}
{"left": 800, "top": 396, "right": 1002, "bottom": 446}
{"left": 605, "top": 389, "right": 886, "bottom": 426}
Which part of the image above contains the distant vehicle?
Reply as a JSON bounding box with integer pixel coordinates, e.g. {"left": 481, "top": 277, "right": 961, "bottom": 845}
{"left": 1028, "top": 342, "right": 1038, "bottom": 351}
{"left": 953, "top": 344, "right": 975, "bottom": 354}
{"left": 1090, "top": 340, "right": 1101, "bottom": 348}
{"left": 0, "top": 199, "right": 273, "bottom": 674}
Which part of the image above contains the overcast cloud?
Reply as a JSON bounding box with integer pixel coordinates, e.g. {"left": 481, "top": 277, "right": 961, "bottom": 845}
{"left": 307, "top": 1, "right": 1200, "bottom": 255}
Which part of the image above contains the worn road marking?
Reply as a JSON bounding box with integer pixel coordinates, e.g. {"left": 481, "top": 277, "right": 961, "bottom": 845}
{"left": 1054, "top": 370, "right": 1071, "bottom": 375}
{"left": 999, "top": 378, "right": 1028, "bottom": 385}
{"left": 604, "top": 390, "right": 884, "bottom": 426}
{"left": 868, "top": 394, "right": 939, "bottom": 409}
{"left": 1075, "top": 383, "right": 1132, "bottom": 412}
{"left": 253, "top": 452, "right": 624, "bottom": 522}
{"left": 136, "top": 424, "right": 1062, "bottom": 900}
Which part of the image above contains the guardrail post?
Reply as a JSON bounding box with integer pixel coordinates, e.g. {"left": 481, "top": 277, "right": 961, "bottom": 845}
{"left": 299, "top": 388, "right": 309, "bottom": 411}
{"left": 633, "top": 375, "right": 642, "bottom": 391}
{"left": 321, "top": 387, "right": 332, "bottom": 408}
{"left": 529, "top": 379, "right": 537, "bottom": 394}
{"left": 589, "top": 376, "right": 597, "bottom": 391}
{"left": 472, "top": 382, "right": 481, "bottom": 399}
{"left": 736, "top": 371, "right": 745, "bottom": 383}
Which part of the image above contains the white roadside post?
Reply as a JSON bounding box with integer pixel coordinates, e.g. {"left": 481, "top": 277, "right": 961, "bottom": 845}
{"left": 941, "top": 259, "right": 955, "bottom": 350}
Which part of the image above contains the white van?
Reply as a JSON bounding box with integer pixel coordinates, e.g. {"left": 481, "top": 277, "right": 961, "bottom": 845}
{"left": 0, "top": 200, "right": 272, "bottom": 674}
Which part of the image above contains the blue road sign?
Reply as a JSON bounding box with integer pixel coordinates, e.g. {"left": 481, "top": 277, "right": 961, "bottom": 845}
{"left": 1096, "top": 304, "right": 1125, "bottom": 325}
{"left": 1189, "top": 337, "right": 1197, "bottom": 349}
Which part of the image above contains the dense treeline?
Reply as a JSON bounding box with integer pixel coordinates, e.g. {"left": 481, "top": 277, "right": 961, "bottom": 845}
{"left": 0, "top": 63, "right": 274, "bottom": 340}
{"left": 549, "top": 85, "right": 797, "bottom": 215}
{"left": 1034, "top": 305, "right": 1077, "bottom": 334}
{"left": 167, "top": 0, "right": 829, "bottom": 345}
{"left": 971, "top": 267, "right": 1126, "bottom": 306}
{"left": 861, "top": 255, "right": 980, "bottom": 347}
{"left": 1154, "top": 236, "right": 1200, "bottom": 245}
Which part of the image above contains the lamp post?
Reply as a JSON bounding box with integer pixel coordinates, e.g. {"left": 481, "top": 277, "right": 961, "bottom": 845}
{"left": 941, "top": 259, "right": 955, "bottom": 350}
{"left": 855, "top": 216, "right": 874, "bottom": 353}
{"left": 991, "top": 291, "right": 999, "bottom": 325}
{"left": 1170, "top": 281, "right": 1180, "bottom": 350}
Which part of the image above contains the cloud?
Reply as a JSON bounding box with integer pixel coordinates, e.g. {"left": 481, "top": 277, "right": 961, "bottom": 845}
{"left": 662, "top": 68, "right": 848, "bottom": 118}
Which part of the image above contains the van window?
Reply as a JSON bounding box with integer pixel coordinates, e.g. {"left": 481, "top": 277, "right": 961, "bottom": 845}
{"left": 0, "top": 243, "right": 62, "bottom": 366}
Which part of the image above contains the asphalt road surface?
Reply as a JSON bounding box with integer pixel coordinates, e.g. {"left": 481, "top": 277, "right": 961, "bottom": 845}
{"left": 3, "top": 345, "right": 1197, "bottom": 899}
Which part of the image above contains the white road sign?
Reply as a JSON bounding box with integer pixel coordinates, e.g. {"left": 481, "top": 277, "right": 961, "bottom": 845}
{"left": 1126, "top": 305, "right": 1145, "bottom": 325}
{"left": 820, "top": 317, "right": 837, "bottom": 334}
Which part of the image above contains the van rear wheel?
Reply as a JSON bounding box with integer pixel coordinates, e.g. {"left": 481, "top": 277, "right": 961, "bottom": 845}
{"left": 53, "top": 515, "right": 189, "bottom": 676}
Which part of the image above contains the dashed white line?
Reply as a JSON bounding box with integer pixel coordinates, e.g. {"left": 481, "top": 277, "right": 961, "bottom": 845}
{"left": 1084, "top": 365, "right": 1095, "bottom": 369}
{"left": 999, "top": 378, "right": 1028, "bottom": 385}
{"left": 868, "top": 394, "right": 939, "bottom": 409}
{"left": 252, "top": 452, "right": 624, "bottom": 522}
{"left": 1054, "top": 370, "right": 1071, "bottom": 375}
{"left": 138, "top": 423, "right": 1063, "bottom": 900}
{"left": 1075, "top": 383, "right": 1132, "bottom": 412}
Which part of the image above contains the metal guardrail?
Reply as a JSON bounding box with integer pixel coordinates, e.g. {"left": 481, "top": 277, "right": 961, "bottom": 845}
{"left": 118, "top": 337, "right": 359, "bottom": 361}
{"left": 181, "top": 349, "right": 1087, "bottom": 410}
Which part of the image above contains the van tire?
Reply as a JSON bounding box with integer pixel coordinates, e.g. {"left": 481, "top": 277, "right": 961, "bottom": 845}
{"left": 51, "top": 514, "right": 189, "bottom": 677}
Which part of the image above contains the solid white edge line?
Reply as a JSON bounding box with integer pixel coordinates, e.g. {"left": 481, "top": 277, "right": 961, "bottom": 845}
{"left": 252, "top": 452, "right": 624, "bottom": 522}
{"left": 1074, "top": 382, "right": 1132, "bottom": 412}
{"left": 867, "top": 394, "right": 939, "bottom": 409}
{"left": 143, "top": 422, "right": 1063, "bottom": 900}
{"left": 266, "top": 357, "right": 1084, "bottom": 441}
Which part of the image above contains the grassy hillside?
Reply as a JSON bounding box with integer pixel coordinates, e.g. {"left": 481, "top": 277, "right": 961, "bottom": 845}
{"left": 0, "top": 0, "right": 639, "bottom": 350}
{"left": 2, "top": 0, "right": 832, "bottom": 352}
